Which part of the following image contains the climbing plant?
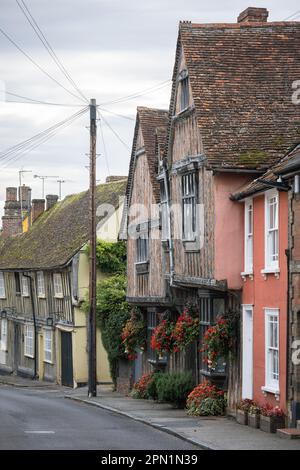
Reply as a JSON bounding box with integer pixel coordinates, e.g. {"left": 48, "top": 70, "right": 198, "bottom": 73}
{"left": 86, "top": 239, "right": 126, "bottom": 273}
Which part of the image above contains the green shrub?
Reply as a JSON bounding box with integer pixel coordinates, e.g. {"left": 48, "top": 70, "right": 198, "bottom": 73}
{"left": 146, "top": 372, "right": 162, "bottom": 400}
{"left": 86, "top": 240, "right": 126, "bottom": 273}
{"left": 155, "top": 372, "right": 194, "bottom": 408}
{"left": 83, "top": 274, "right": 130, "bottom": 387}
{"left": 196, "top": 397, "right": 226, "bottom": 416}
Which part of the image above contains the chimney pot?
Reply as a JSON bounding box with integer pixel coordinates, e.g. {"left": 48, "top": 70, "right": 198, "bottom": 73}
{"left": 238, "top": 7, "right": 269, "bottom": 23}
{"left": 46, "top": 194, "right": 58, "bottom": 211}
{"left": 31, "top": 199, "right": 45, "bottom": 223}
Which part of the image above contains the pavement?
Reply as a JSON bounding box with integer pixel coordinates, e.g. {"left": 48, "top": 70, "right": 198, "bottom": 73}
{"left": 1, "top": 374, "right": 300, "bottom": 450}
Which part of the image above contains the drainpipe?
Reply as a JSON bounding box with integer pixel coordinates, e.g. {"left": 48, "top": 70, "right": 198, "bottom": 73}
{"left": 285, "top": 247, "right": 291, "bottom": 425}
{"left": 23, "top": 273, "right": 38, "bottom": 379}
{"left": 162, "top": 159, "right": 175, "bottom": 287}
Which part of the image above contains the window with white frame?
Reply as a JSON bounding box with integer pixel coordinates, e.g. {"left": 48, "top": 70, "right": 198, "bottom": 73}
{"left": 0, "top": 319, "right": 8, "bottom": 351}
{"left": 37, "top": 271, "right": 45, "bottom": 298}
{"left": 182, "top": 173, "right": 197, "bottom": 241}
{"left": 53, "top": 273, "right": 63, "bottom": 298}
{"left": 24, "top": 324, "right": 34, "bottom": 358}
{"left": 244, "top": 200, "right": 253, "bottom": 273}
{"left": 265, "top": 309, "right": 279, "bottom": 392}
{"left": 21, "top": 275, "right": 29, "bottom": 297}
{"left": 0, "top": 272, "right": 6, "bottom": 299}
{"left": 44, "top": 329, "right": 53, "bottom": 363}
{"left": 265, "top": 190, "right": 279, "bottom": 270}
{"left": 160, "top": 180, "right": 169, "bottom": 241}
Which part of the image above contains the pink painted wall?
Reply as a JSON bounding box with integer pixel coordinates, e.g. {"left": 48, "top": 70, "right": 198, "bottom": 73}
{"left": 242, "top": 192, "right": 288, "bottom": 411}
{"left": 214, "top": 173, "right": 254, "bottom": 289}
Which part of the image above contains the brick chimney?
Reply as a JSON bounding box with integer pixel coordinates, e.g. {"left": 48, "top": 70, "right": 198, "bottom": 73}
{"left": 238, "top": 7, "right": 269, "bottom": 23}
{"left": 18, "top": 185, "right": 32, "bottom": 212}
{"left": 1, "top": 187, "right": 22, "bottom": 237}
{"left": 46, "top": 194, "right": 58, "bottom": 211}
{"left": 31, "top": 199, "right": 45, "bottom": 223}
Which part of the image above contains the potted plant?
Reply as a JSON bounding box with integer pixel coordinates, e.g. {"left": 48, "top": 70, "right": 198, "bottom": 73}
{"left": 236, "top": 399, "right": 254, "bottom": 425}
{"left": 248, "top": 403, "right": 261, "bottom": 429}
{"left": 260, "top": 404, "right": 286, "bottom": 433}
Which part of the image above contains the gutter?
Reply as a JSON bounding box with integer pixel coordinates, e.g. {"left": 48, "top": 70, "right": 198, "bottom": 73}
{"left": 162, "top": 159, "right": 175, "bottom": 288}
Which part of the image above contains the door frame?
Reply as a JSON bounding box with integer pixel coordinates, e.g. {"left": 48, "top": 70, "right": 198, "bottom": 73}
{"left": 242, "top": 305, "right": 254, "bottom": 400}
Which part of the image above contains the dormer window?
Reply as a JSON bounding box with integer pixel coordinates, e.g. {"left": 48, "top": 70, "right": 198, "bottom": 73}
{"left": 179, "top": 70, "right": 189, "bottom": 112}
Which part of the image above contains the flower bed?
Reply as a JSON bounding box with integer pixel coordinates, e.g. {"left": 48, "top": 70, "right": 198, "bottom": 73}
{"left": 186, "top": 380, "right": 226, "bottom": 416}
{"left": 130, "top": 373, "right": 154, "bottom": 399}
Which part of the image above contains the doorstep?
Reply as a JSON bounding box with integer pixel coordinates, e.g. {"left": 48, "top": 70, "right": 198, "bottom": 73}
{"left": 277, "top": 428, "right": 300, "bottom": 440}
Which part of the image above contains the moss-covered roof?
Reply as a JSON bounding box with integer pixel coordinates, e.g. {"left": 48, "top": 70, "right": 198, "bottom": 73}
{"left": 0, "top": 179, "right": 127, "bottom": 271}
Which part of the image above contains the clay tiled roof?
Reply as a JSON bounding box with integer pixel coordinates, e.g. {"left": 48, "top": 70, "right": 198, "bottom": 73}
{"left": 125, "top": 107, "right": 169, "bottom": 205}
{"left": 178, "top": 20, "right": 300, "bottom": 170}
{"left": 0, "top": 180, "right": 127, "bottom": 270}
{"left": 231, "top": 143, "right": 300, "bottom": 200}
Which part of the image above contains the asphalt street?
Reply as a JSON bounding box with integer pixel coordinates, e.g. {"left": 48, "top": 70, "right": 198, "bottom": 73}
{"left": 0, "top": 385, "right": 198, "bottom": 450}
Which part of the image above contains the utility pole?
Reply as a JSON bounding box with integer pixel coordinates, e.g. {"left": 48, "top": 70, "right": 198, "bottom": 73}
{"left": 88, "top": 98, "right": 97, "bottom": 397}
{"left": 57, "top": 179, "right": 66, "bottom": 200}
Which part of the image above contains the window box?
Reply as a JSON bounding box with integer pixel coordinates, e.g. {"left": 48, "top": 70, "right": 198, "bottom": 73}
{"left": 135, "top": 261, "right": 149, "bottom": 275}
{"left": 236, "top": 409, "right": 248, "bottom": 426}
{"left": 260, "top": 414, "right": 285, "bottom": 434}
{"left": 248, "top": 412, "right": 260, "bottom": 429}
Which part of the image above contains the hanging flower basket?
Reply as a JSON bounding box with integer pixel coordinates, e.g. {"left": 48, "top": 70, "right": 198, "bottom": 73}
{"left": 151, "top": 318, "right": 176, "bottom": 355}
{"left": 121, "top": 308, "right": 146, "bottom": 360}
{"left": 172, "top": 306, "right": 200, "bottom": 352}
{"left": 200, "top": 316, "right": 233, "bottom": 370}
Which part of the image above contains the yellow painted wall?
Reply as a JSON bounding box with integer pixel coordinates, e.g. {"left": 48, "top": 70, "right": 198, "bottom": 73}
{"left": 71, "top": 202, "right": 124, "bottom": 385}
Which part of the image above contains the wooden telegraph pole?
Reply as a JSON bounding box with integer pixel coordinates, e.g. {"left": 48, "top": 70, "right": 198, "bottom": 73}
{"left": 88, "top": 98, "right": 97, "bottom": 397}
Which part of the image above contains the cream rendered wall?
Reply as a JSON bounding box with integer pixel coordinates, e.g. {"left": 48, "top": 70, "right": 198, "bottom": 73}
{"left": 72, "top": 202, "right": 124, "bottom": 385}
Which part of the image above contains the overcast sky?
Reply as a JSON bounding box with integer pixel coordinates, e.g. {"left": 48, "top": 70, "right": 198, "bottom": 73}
{"left": 0, "top": 0, "right": 299, "bottom": 222}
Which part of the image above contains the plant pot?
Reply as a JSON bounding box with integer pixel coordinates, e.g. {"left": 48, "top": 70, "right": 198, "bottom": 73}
{"left": 260, "top": 415, "right": 285, "bottom": 434}
{"left": 236, "top": 409, "right": 248, "bottom": 425}
{"left": 248, "top": 413, "right": 260, "bottom": 429}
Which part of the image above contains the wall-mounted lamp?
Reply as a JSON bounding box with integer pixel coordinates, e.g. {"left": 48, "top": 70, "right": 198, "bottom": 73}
{"left": 0, "top": 310, "right": 7, "bottom": 319}
{"left": 46, "top": 316, "right": 54, "bottom": 327}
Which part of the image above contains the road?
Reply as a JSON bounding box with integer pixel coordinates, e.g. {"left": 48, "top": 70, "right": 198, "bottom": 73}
{"left": 0, "top": 385, "right": 198, "bottom": 450}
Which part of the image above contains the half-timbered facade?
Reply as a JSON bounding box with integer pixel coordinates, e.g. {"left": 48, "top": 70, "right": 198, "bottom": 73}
{"left": 124, "top": 7, "right": 300, "bottom": 411}
{"left": 0, "top": 178, "right": 126, "bottom": 387}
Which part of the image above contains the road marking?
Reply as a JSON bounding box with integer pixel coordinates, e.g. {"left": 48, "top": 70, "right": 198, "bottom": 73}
{"left": 24, "top": 431, "right": 55, "bottom": 434}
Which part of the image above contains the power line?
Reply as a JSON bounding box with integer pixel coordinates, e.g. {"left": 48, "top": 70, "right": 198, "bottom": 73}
{"left": 98, "top": 106, "right": 135, "bottom": 121}
{"left": 97, "top": 110, "right": 130, "bottom": 151}
{"left": 1, "top": 90, "right": 85, "bottom": 107}
{"left": 0, "top": 107, "right": 89, "bottom": 168}
{"left": 283, "top": 10, "right": 300, "bottom": 20}
{"left": 98, "top": 117, "right": 111, "bottom": 176}
{"left": 15, "top": 0, "right": 89, "bottom": 104}
{"left": 99, "top": 80, "right": 171, "bottom": 106}
{"left": 0, "top": 25, "right": 86, "bottom": 104}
